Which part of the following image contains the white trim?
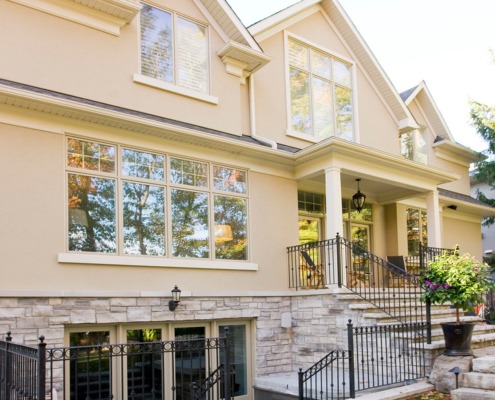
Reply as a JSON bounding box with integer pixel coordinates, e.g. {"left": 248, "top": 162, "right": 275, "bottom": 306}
{"left": 58, "top": 253, "right": 258, "bottom": 271}
{"left": 286, "top": 128, "right": 319, "bottom": 143}
{"left": 133, "top": 74, "right": 219, "bottom": 105}
{"left": 284, "top": 31, "right": 356, "bottom": 143}
{"left": 8, "top": 0, "right": 140, "bottom": 36}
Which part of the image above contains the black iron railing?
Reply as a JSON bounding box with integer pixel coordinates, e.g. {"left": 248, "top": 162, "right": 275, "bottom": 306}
{"left": 350, "top": 320, "right": 427, "bottom": 392}
{"left": 298, "top": 350, "right": 353, "bottom": 400}
{"left": 1, "top": 332, "right": 231, "bottom": 400}
{"left": 298, "top": 320, "right": 427, "bottom": 399}
{"left": 288, "top": 237, "right": 457, "bottom": 343}
{"left": 0, "top": 332, "right": 46, "bottom": 400}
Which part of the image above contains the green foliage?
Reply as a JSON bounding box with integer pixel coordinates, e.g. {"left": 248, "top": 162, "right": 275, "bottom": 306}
{"left": 471, "top": 100, "right": 495, "bottom": 226}
{"left": 419, "top": 248, "right": 495, "bottom": 317}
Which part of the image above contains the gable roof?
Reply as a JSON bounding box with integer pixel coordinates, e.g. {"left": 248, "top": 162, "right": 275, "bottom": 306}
{"left": 400, "top": 81, "right": 454, "bottom": 142}
{"left": 249, "top": 0, "right": 418, "bottom": 132}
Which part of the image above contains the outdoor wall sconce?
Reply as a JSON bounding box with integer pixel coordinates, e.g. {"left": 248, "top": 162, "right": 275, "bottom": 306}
{"left": 168, "top": 285, "right": 181, "bottom": 311}
{"left": 352, "top": 179, "right": 366, "bottom": 212}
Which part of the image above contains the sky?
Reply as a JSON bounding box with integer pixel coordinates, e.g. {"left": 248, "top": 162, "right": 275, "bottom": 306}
{"left": 226, "top": 0, "right": 495, "bottom": 152}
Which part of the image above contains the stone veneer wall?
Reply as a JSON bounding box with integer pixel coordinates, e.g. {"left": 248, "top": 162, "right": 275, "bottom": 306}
{"left": 0, "top": 290, "right": 360, "bottom": 376}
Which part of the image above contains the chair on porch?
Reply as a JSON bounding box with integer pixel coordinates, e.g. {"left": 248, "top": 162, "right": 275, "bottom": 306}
{"left": 387, "top": 255, "right": 408, "bottom": 287}
{"left": 300, "top": 250, "right": 325, "bottom": 289}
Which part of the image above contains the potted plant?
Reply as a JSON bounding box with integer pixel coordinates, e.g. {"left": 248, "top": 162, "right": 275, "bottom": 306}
{"left": 419, "top": 248, "right": 495, "bottom": 356}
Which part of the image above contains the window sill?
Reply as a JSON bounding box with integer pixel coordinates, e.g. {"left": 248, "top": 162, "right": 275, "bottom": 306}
{"left": 58, "top": 253, "right": 258, "bottom": 271}
{"left": 285, "top": 129, "right": 320, "bottom": 143}
{"left": 133, "top": 74, "right": 219, "bottom": 105}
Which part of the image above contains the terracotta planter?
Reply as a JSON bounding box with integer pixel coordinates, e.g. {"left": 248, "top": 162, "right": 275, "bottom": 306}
{"left": 441, "top": 322, "right": 475, "bottom": 356}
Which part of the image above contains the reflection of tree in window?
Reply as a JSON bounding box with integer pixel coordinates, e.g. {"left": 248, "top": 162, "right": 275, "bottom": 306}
{"left": 171, "top": 189, "right": 209, "bottom": 258}
{"left": 140, "top": 5, "right": 173, "bottom": 83}
{"left": 214, "top": 195, "right": 247, "bottom": 260}
{"left": 68, "top": 174, "right": 116, "bottom": 253}
{"left": 123, "top": 182, "right": 165, "bottom": 255}
{"left": 407, "top": 208, "right": 427, "bottom": 255}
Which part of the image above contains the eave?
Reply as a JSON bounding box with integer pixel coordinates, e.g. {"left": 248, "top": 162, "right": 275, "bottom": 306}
{"left": 8, "top": 0, "right": 141, "bottom": 36}
{"left": 0, "top": 79, "right": 461, "bottom": 191}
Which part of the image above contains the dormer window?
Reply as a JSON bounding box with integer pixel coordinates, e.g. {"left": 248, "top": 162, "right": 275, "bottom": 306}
{"left": 287, "top": 37, "right": 354, "bottom": 141}
{"left": 140, "top": 4, "right": 209, "bottom": 94}
{"left": 400, "top": 129, "right": 427, "bottom": 164}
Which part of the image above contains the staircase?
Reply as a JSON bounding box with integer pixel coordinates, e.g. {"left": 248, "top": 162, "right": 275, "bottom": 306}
{"left": 451, "top": 355, "right": 495, "bottom": 399}
{"left": 336, "top": 288, "right": 495, "bottom": 369}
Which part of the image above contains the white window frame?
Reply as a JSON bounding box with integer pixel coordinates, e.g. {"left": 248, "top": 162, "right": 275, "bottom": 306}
{"left": 400, "top": 128, "right": 428, "bottom": 164}
{"left": 284, "top": 31, "right": 356, "bottom": 143}
{"left": 134, "top": 3, "right": 218, "bottom": 104}
{"left": 61, "top": 136, "right": 255, "bottom": 270}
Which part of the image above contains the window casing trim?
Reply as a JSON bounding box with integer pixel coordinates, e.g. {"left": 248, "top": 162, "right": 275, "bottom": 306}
{"left": 58, "top": 252, "right": 258, "bottom": 270}
{"left": 65, "top": 136, "right": 250, "bottom": 262}
{"left": 137, "top": 3, "right": 214, "bottom": 101}
{"left": 284, "top": 31, "right": 356, "bottom": 142}
{"left": 133, "top": 73, "right": 219, "bottom": 104}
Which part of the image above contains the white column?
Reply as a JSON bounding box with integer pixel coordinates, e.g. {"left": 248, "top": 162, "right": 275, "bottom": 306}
{"left": 426, "top": 190, "right": 442, "bottom": 247}
{"left": 324, "top": 167, "right": 343, "bottom": 240}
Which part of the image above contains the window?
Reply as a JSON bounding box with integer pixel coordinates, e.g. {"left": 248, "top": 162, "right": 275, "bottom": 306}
{"left": 288, "top": 38, "right": 353, "bottom": 141}
{"left": 400, "top": 129, "right": 427, "bottom": 164}
{"left": 67, "top": 138, "right": 248, "bottom": 260}
{"left": 407, "top": 207, "right": 427, "bottom": 256}
{"left": 298, "top": 191, "right": 324, "bottom": 213}
{"left": 140, "top": 4, "right": 209, "bottom": 94}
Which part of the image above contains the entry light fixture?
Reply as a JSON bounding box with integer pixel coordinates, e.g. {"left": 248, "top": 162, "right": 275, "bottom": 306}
{"left": 168, "top": 285, "right": 181, "bottom": 311}
{"left": 352, "top": 179, "right": 366, "bottom": 213}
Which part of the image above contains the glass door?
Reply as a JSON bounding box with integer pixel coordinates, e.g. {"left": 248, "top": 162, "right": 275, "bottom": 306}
{"left": 298, "top": 217, "right": 321, "bottom": 244}
{"left": 350, "top": 224, "right": 371, "bottom": 287}
{"left": 174, "top": 326, "right": 206, "bottom": 400}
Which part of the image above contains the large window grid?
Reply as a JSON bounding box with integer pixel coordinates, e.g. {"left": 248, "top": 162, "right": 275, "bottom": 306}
{"left": 140, "top": 3, "right": 209, "bottom": 94}
{"left": 287, "top": 37, "right": 354, "bottom": 141}
{"left": 67, "top": 137, "right": 248, "bottom": 261}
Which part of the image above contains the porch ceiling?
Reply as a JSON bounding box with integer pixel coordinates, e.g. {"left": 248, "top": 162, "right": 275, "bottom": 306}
{"left": 304, "top": 172, "right": 423, "bottom": 204}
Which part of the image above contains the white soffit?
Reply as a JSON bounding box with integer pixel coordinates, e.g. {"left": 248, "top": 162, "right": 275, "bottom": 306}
{"left": 199, "top": 0, "right": 262, "bottom": 51}
{"left": 8, "top": 0, "right": 141, "bottom": 35}
{"left": 403, "top": 81, "right": 455, "bottom": 142}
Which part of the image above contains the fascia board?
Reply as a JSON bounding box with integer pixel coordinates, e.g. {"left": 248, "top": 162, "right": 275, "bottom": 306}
{"left": 294, "top": 137, "right": 460, "bottom": 185}
{"left": 200, "top": 0, "right": 262, "bottom": 51}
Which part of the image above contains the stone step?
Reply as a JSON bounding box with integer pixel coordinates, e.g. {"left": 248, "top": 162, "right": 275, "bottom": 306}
{"left": 424, "top": 332, "right": 495, "bottom": 351}
{"left": 474, "top": 355, "right": 495, "bottom": 373}
{"left": 451, "top": 387, "right": 495, "bottom": 400}
{"left": 462, "top": 372, "right": 495, "bottom": 391}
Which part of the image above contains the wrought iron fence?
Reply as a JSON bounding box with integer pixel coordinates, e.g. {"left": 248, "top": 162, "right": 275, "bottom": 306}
{"left": 298, "top": 320, "right": 427, "bottom": 400}
{"left": 1, "top": 332, "right": 231, "bottom": 400}
{"left": 349, "top": 321, "right": 427, "bottom": 392}
{"left": 0, "top": 332, "right": 46, "bottom": 400}
{"left": 298, "top": 350, "right": 353, "bottom": 400}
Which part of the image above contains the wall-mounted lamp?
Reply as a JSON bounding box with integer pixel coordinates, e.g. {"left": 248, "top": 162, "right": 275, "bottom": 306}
{"left": 352, "top": 179, "right": 366, "bottom": 213}
{"left": 168, "top": 285, "right": 181, "bottom": 311}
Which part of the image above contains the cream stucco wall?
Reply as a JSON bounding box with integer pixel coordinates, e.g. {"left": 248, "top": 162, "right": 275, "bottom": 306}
{"left": 0, "top": 115, "right": 298, "bottom": 293}
{"left": 442, "top": 214, "right": 483, "bottom": 261}
{"left": 0, "top": 0, "right": 245, "bottom": 136}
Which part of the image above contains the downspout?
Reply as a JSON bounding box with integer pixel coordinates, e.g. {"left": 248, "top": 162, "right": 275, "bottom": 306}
{"left": 249, "top": 74, "right": 277, "bottom": 149}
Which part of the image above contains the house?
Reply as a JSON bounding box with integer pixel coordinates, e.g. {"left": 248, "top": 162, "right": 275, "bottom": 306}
{"left": 1, "top": 0, "right": 494, "bottom": 398}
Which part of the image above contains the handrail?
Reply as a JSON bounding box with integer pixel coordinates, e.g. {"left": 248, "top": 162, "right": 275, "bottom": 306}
{"left": 287, "top": 236, "right": 456, "bottom": 343}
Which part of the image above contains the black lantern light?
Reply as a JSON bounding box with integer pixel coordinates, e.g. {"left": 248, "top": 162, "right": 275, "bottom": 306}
{"left": 168, "top": 285, "right": 181, "bottom": 311}
{"left": 352, "top": 179, "right": 366, "bottom": 213}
